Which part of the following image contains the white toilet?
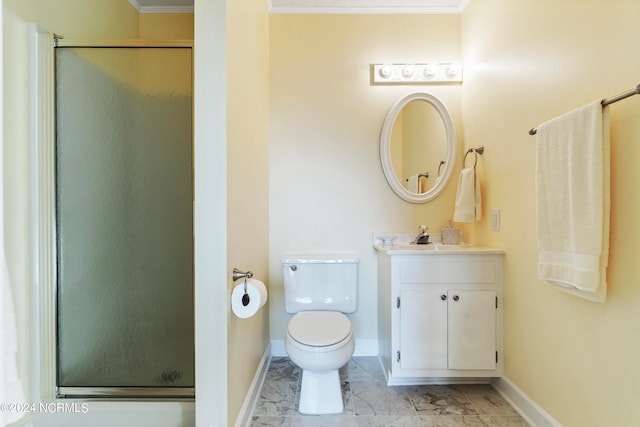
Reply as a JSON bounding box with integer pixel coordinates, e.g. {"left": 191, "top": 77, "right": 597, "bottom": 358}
{"left": 282, "top": 254, "right": 358, "bottom": 415}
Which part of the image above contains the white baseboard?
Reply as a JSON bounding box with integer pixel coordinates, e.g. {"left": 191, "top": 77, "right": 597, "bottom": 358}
{"left": 234, "top": 345, "right": 272, "bottom": 427}
{"left": 270, "top": 340, "right": 286, "bottom": 357}
{"left": 491, "top": 376, "right": 563, "bottom": 427}
{"left": 353, "top": 339, "right": 379, "bottom": 356}
{"left": 270, "top": 339, "right": 379, "bottom": 357}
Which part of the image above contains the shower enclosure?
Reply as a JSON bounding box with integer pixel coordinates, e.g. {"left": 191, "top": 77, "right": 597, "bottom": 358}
{"left": 54, "top": 44, "right": 194, "bottom": 398}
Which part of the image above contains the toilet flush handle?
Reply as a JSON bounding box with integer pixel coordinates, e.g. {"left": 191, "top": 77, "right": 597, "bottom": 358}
{"left": 290, "top": 265, "right": 297, "bottom": 272}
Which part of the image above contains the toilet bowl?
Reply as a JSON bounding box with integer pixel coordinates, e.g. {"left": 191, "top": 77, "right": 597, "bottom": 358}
{"left": 282, "top": 254, "right": 358, "bottom": 415}
{"left": 285, "top": 311, "right": 355, "bottom": 414}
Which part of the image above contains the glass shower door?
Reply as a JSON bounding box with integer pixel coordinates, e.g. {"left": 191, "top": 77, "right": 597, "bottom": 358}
{"left": 55, "top": 46, "right": 194, "bottom": 397}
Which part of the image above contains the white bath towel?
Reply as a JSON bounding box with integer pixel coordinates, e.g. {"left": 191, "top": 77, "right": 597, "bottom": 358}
{"left": 407, "top": 174, "right": 428, "bottom": 194}
{"left": 407, "top": 174, "right": 419, "bottom": 193}
{"left": 453, "top": 167, "right": 482, "bottom": 223}
{"left": 535, "top": 100, "right": 610, "bottom": 302}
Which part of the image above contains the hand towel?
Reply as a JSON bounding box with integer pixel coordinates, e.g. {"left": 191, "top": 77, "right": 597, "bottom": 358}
{"left": 453, "top": 167, "right": 482, "bottom": 223}
{"left": 535, "top": 100, "right": 610, "bottom": 302}
{"left": 407, "top": 174, "right": 429, "bottom": 193}
{"left": 407, "top": 174, "right": 419, "bottom": 193}
{"left": 418, "top": 175, "right": 428, "bottom": 194}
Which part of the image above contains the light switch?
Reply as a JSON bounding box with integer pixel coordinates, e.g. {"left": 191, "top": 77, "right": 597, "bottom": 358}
{"left": 491, "top": 208, "right": 500, "bottom": 231}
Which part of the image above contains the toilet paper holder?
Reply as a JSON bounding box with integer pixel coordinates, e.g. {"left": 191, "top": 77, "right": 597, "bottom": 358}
{"left": 232, "top": 268, "right": 253, "bottom": 282}
{"left": 232, "top": 268, "right": 254, "bottom": 307}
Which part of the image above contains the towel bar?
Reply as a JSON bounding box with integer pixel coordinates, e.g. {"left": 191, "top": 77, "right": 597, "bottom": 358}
{"left": 405, "top": 172, "right": 429, "bottom": 182}
{"left": 529, "top": 84, "right": 640, "bottom": 135}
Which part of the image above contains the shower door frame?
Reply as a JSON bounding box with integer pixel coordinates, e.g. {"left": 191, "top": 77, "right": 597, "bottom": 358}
{"left": 32, "top": 29, "right": 195, "bottom": 401}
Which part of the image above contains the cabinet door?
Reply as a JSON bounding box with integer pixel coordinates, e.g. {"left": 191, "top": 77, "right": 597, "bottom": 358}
{"left": 448, "top": 290, "right": 496, "bottom": 370}
{"left": 399, "top": 288, "right": 448, "bottom": 370}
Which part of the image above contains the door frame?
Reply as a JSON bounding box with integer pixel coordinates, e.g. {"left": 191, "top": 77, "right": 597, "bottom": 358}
{"left": 193, "top": 0, "right": 229, "bottom": 425}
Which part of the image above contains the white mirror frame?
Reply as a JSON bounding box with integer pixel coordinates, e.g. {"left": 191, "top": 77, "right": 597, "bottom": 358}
{"left": 379, "top": 92, "right": 457, "bottom": 203}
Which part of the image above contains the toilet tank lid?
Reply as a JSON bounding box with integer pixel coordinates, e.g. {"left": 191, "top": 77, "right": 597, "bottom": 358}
{"left": 282, "top": 254, "right": 359, "bottom": 264}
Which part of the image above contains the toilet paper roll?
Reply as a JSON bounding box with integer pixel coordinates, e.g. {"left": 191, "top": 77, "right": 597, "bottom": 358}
{"left": 231, "top": 278, "right": 268, "bottom": 318}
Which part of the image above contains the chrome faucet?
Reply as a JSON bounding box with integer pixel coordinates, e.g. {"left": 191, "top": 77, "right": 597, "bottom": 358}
{"left": 412, "top": 225, "right": 431, "bottom": 245}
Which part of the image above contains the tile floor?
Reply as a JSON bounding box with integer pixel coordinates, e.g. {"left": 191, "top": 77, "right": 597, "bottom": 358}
{"left": 250, "top": 357, "right": 529, "bottom": 426}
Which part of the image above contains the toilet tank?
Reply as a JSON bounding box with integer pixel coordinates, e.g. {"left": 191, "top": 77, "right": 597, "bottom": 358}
{"left": 282, "top": 254, "right": 358, "bottom": 314}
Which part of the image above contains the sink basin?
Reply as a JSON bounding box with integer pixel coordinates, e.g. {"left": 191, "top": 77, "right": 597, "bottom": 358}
{"left": 388, "top": 244, "right": 462, "bottom": 251}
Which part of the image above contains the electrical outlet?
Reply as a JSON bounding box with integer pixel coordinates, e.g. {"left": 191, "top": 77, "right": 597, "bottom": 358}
{"left": 491, "top": 208, "right": 500, "bottom": 231}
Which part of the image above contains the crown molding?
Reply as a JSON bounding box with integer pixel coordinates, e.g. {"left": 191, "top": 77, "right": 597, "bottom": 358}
{"left": 129, "top": 0, "right": 468, "bottom": 15}
{"left": 266, "top": 0, "right": 470, "bottom": 14}
{"left": 128, "top": 0, "right": 194, "bottom": 14}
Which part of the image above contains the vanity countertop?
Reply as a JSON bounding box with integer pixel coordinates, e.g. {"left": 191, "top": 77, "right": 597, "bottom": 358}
{"left": 374, "top": 244, "right": 505, "bottom": 255}
{"left": 373, "top": 232, "right": 504, "bottom": 255}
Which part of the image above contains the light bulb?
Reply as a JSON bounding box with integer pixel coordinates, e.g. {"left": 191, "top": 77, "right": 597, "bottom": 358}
{"left": 446, "top": 64, "right": 460, "bottom": 78}
{"left": 379, "top": 64, "right": 392, "bottom": 78}
{"left": 401, "top": 64, "right": 415, "bottom": 78}
{"left": 423, "top": 62, "right": 439, "bottom": 79}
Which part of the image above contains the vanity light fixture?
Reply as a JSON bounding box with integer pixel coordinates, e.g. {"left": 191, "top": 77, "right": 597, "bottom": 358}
{"left": 372, "top": 62, "right": 463, "bottom": 84}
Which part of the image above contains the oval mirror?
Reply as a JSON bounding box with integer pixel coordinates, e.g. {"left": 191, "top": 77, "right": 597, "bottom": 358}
{"left": 380, "top": 92, "right": 457, "bottom": 203}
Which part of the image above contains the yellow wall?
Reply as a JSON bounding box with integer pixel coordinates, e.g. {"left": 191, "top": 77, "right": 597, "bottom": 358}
{"left": 268, "top": 14, "right": 462, "bottom": 347}
{"left": 462, "top": 1, "right": 640, "bottom": 426}
{"left": 226, "top": 0, "right": 271, "bottom": 422}
{"left": 139, "top": 13, "right": 193, "bottom": 40}
{"left": 23, "top": 0, "right": 139, "bottom": 39}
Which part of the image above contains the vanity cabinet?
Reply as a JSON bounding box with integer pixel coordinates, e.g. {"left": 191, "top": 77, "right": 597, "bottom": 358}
{"left": 376, "top": 249, "right": 504, "bottom": 385}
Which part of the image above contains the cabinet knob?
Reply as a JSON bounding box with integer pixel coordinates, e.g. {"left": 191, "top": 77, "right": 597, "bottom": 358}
{"left": 453, "top": 295, "right": 460, "bottom": 302}
{"left": 440, "top": 294, "right": 447, "bottom": 301}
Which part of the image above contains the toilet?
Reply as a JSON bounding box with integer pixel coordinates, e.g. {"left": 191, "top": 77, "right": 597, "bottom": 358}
{"left": 282, "top": 254, "right": 358, "bottom": 415}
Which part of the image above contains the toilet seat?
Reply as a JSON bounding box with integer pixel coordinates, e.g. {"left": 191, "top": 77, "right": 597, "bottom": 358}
{"left": 287, "top": 311, "right": 351, "bottom": 347}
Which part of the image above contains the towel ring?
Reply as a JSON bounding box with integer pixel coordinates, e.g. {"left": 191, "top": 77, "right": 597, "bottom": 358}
{"left": 463, "top": 146, "right": 484, "bottom": 169}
